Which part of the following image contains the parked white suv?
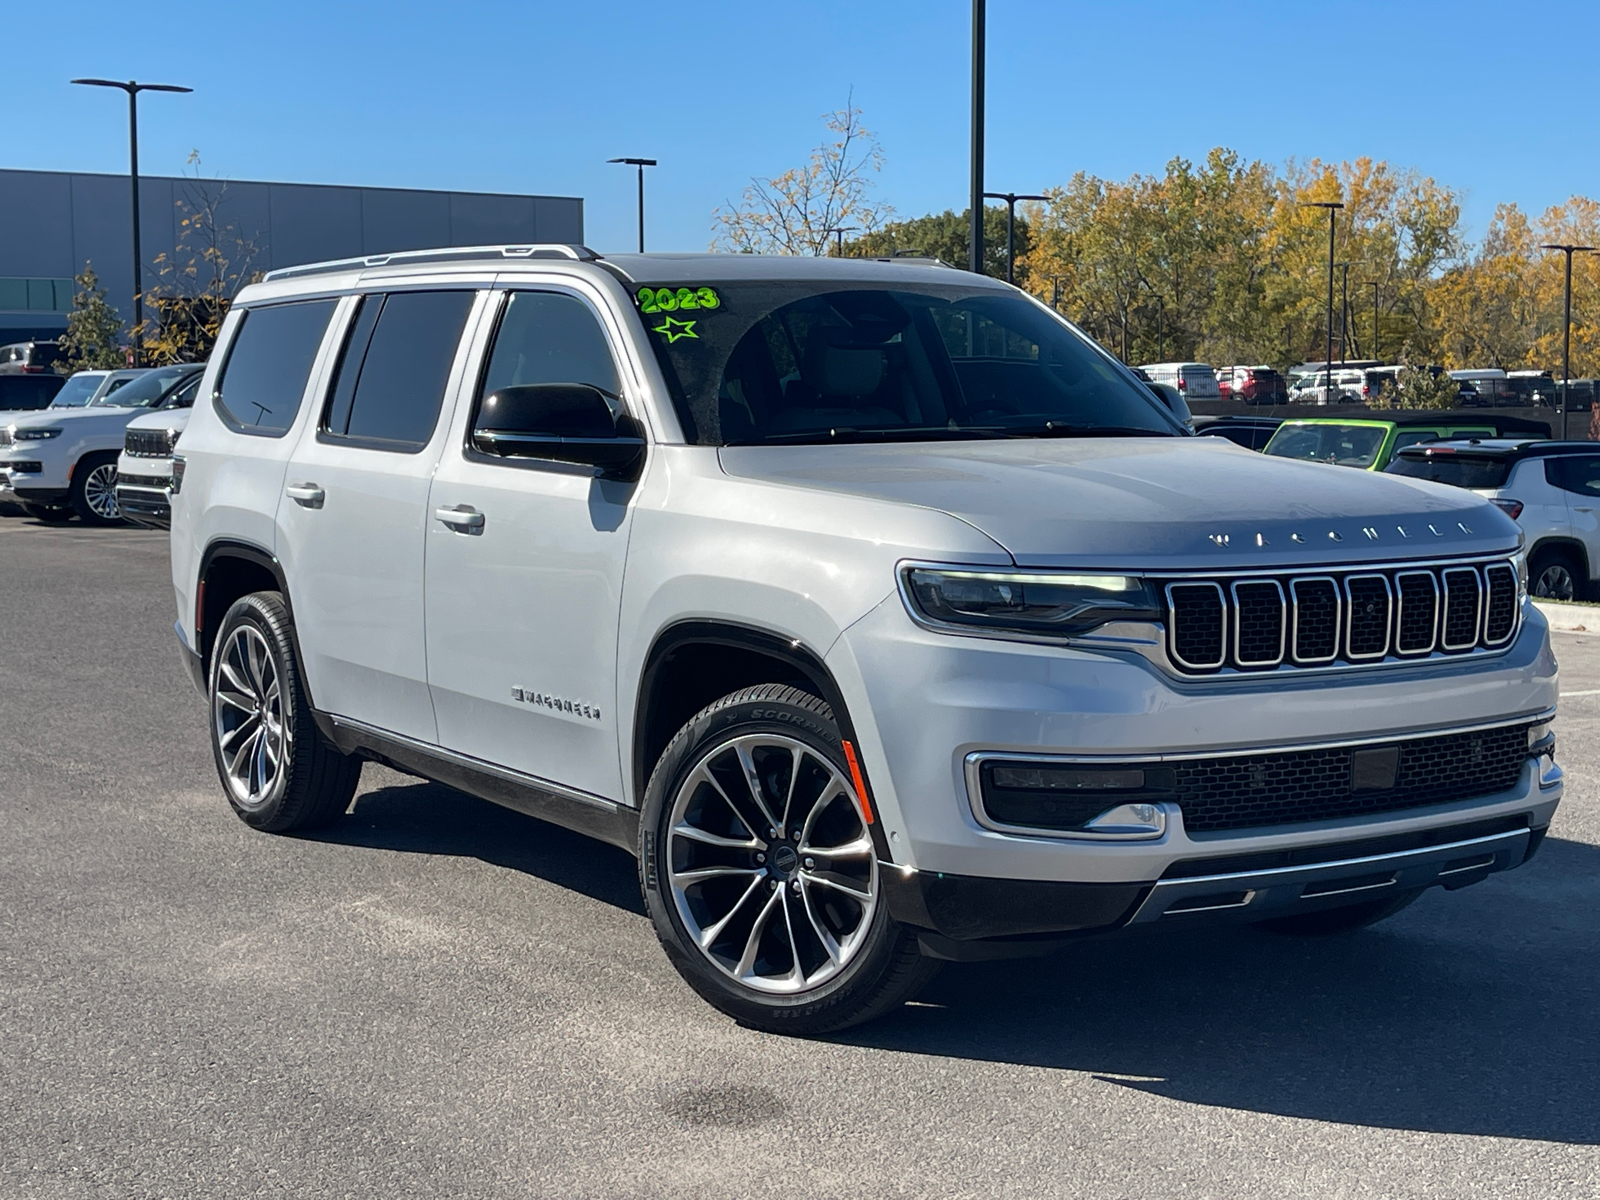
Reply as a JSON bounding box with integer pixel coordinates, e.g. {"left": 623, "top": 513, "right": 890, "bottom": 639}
{"left": 116, "top": 371, "right": 204, "bottom": 527}
{"left": 1139, "top": 361, "right": 1221, "bottom": 401}
{"left": 171, "top": 246, "right": 1561, "bottom": 1033}
{"left": 0, "top": 365, "right": 200, "bottom": 523}
{"left": 1388, "top": 438, "right": 1600, "bottom": 600}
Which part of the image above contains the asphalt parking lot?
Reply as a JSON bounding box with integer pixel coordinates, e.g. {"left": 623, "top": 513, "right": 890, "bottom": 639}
{"left": 3, "top": 518, "right": 1599, "bottom": 1199}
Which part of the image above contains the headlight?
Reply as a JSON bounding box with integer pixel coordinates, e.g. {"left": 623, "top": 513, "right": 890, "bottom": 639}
{"left": 164, "top": 428, "right": 182, "bottom": 452}
{"left": 902, "top": 567, "right": 1161, "bottom": 638}
{"left": 1513, "top": 548, "right": 1529, "bottom": 602}
{"left": 12, "top": 428, "right": 62, "bottom": 440}
{"left": 1528, "top": 721, "right": 1555, "bottom": 756}
{"left": 170, "top": 454, "right": 186, "bottom": 495}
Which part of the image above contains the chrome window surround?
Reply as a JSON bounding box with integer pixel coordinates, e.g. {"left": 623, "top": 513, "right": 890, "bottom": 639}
{"left": 962, "top": 708, "right": 1553, "bottom": 842}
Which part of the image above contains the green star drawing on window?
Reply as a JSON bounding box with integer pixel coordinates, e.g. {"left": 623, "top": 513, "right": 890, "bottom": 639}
{"left": 653, "top": 316, "right": 698, "bottom": 343}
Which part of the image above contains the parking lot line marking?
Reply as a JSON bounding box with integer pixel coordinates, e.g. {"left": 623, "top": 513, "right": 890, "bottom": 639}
{"left": 1560, "top": 689, "right": 1600, "bottom": 697}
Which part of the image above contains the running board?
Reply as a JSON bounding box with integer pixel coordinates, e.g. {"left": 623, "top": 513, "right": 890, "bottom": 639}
{"left": 318, "top": 714, "right": 640, "bottom": 853}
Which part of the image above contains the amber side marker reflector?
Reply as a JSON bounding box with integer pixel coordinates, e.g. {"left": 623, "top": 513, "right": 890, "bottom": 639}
{"left": 840, "top": 740, "right": 875, "bottom": 825}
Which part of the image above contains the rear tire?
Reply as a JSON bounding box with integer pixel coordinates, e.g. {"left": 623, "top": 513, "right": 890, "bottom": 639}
{"left": 69, "top": 453, "right": 123, "bottom": 525}
{"left": 209, "top": 592, "right": 361, "bottom": 832}
{"left": 1529, "top": 547, "right": 1582, "bottom": 602}
{"left": 19, "top": 501, "right": 73, "bottom": 522}
{"left": 1255, "top": 889, "right": 1421, "bottom": 935}
{"left": 639, "top": 684, "right": 939, "bottom": 1035}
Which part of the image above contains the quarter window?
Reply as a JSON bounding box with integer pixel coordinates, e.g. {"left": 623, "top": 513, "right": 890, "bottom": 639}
{"left": 1548, "top": 456, "right": 1600, "bottom": 497}
{"left": 215, "top": 300, "right": 338, "bottom": 436}
{"left": 324, "top": 290, "right": 475, "bottom": 451}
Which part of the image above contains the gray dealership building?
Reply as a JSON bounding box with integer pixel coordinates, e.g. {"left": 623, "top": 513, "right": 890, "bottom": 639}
{"left": 0, "top": 168, "right": 584, "bottom": 343}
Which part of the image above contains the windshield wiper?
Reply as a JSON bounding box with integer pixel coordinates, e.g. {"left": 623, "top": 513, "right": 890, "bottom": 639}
{"left": 974, "top": 423, "right": 1175, "bottom": 439}
{"left": 739, "top": 425, "right": 1012, "bottom": 445}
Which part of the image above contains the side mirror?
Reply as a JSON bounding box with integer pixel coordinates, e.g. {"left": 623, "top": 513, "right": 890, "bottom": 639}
{"left": 1147, "top": 381, "right": 1193, "bottom": 429}
{"left": 472, "top": 384, "right": 645, "bottom": 480}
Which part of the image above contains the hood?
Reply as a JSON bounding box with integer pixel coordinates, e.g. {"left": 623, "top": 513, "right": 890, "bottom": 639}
{"left": 124, "top": 407, "right": 191, "bottom": 433}
{"left": 10, "top": 405, "right": 146, "bottom": 431}
{"left": 718, "top": 437, "right": 1520, "bottom": 571}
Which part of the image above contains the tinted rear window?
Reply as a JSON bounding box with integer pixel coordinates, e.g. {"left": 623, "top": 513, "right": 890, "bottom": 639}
{"left": 1385, "top": 454, "right": 1512, "bottom": 488}
{"left": 324, "top": 290, "right": 474, "bottom": 450}
{"left": 215, "top": 300, "right": 338, "bottom": 436}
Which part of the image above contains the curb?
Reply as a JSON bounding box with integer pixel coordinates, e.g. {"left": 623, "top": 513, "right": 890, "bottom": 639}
{"left": 1535, "top": 600, "right": 1598, "bottom": 633}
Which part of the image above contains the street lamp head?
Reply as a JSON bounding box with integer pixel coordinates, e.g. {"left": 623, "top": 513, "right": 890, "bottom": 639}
{"left": 1541, "top": 243, "right": 1597, "bottom": 254}
{"left": 608, "top": 157, "right": 657, "bottom": 167}
{"left": 71, "top": 78, "right": 192, "bottom": 93}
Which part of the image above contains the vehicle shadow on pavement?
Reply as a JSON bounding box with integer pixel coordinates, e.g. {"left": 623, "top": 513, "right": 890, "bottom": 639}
{"left": 843, "top": 836, "right": 1600, "bottom": 1145}
{"left": 306, "top": 777, "right": 646, "bottom": 916}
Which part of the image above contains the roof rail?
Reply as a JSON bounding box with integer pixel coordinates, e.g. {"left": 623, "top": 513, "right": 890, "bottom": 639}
{"left": 262, "top": 244, "right": 603, "bottom": 282}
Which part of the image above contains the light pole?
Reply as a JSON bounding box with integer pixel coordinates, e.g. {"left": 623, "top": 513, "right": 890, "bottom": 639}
{"left": 982, "top": 191, "right": 1048, "bottom": 284}
{"left": 1301, "top": 201, "right": 1344, "bottom": 401}
{"left": 1048, "top": 274, "right": 1067, "bottom": 311}
{"left": 607, "top": 157, "right": 657, "bottom": 253}
{"left": 1541, "top": 242, "right": 1597, "bottom": 439}
{"left": 1155, "top": 294, "right": 1165, "bottom": 361}
{"left": 70, "top": 77, "right": 192, "bottom": 365}
{"left": 1335, "top": 261, "right": 1352, "bottom": 363}
{"left": 969, "top": 0, "right": 985, "bottom": 274}
{"left": 1361, "top": 281, "right": 1380, "bottom": 362}
{"left": 829, "top": 226, "right": 857, "bottom": 257}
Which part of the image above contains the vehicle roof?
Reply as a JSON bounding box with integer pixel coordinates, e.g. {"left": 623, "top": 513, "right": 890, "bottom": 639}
{"left": 1191, "top": 414, "right": 1282, "bottom": 428}
{"left": 1140, "top": 361, "right": 1214, "bottom": 370}
{"left": 253, "top": 244, "right": 1008, "bottom": 294}
{"left": 1393, "top": 437, "right": 1598, "bottom": 460}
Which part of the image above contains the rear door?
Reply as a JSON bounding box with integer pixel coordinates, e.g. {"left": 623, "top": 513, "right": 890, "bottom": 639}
{"left": 1548, "top": 454, "right": 1600, "bottom": 581}
{"left": 276, "top": 285, "right": 488, "bottom": 742}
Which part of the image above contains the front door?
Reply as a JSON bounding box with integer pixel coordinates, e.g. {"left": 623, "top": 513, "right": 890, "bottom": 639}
{"left": 424, "top": 287, "right": 638, "bottom": 801}
{"left": 1551, "top": 454, "right": 1600, "bottom": 585}
{"left": 276, "top": 286, "right": 485, "bottom": 742}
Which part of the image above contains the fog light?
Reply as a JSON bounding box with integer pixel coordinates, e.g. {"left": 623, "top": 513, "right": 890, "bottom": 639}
{"left": 1084, "top": 803, "right": 1166, "bottom": 837}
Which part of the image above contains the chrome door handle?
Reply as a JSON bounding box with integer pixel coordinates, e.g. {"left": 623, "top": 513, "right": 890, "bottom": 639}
{"left": 435, "top": 504, "right": 485, "bottom": 532}
{"left": 1576, "top": 506, "right": 1595, "bottom": 513}
{"left": 286, "top": 483, "right": 325, "bottom": 508}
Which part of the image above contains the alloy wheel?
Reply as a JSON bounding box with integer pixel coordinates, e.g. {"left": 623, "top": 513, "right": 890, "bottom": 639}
{"left": 212, "top": 625, "right": 288, "bottom": 808}
{"left": 666, "top": 733, "right": 878, "bottom": 995}
{"left": 82, "top": 462, "right": 120, "bottom": 520}
{"left": 1534, "top": 563, "right": 1576, "bottom": 602}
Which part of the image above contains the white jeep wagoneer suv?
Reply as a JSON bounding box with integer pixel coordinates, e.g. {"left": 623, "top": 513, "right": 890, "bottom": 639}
{"left": 170, "top": 246, "right": 1561, "bottom": 1033}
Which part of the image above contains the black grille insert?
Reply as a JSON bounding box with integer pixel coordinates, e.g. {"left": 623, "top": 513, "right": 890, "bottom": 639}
{"left": 1441, "top": 568, "right": 1482, "bottom": 650}
{"left": 1344, "top": 575, "right": 1392, "bottom": 659}
{"left": 1232, "top": 580, "right": 1285, "bottom": 666}
{"left": 1168, "top": 583, "right": 1225, "bottom": 668}
{"left": 124, "top": 428, "right": 174, "bottom": 457}
{"left": 1483, "top": 564, "right": 1517, "bottom": 645}
{"left": 978, "top": 722, "right": 1534, "bottom": 836}
{"left": 1290, "top": 578, "right": 1340, "bottom": 662}
{"left": 1394, "top": 571, "right": 1438, "bottom": 654}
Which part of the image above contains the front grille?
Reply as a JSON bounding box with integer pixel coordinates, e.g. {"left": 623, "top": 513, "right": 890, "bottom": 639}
{"left": 0, "top": 429, "right": 12, "bottom": 447}
{"left": 1164, "top": 557, "right": 1520, "bottom": 674}
{"left": 978, "top": 721, "right": 1534, "bottom": 836}
{"left": 123, "top": 428, "right": 173, "bottom": 457}
{"left": 116, "top": 472, "right": 168, "bottom": 489}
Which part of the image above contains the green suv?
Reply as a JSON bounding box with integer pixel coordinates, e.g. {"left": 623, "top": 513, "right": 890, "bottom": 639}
{"left": 1263, "top": 413, "right": 1550, "bottom": 470}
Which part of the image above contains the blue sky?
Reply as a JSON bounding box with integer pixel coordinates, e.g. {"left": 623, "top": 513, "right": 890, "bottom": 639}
{"left": 9, "top": 0, "right": 1598, "bottom": 256}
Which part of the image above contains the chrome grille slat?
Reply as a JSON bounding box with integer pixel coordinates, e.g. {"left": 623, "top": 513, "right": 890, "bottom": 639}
{"left": 1165, "top": 557, "right": 1521, "bottom": 675}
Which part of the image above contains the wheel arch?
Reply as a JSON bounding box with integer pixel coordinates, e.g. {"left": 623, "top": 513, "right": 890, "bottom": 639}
{"left": 1528, "top": 536, "right": 1590, "bottom": 581}
{"left": 196, "top": 540, "right": 306, "bottom": 696}
{"left": 632, "top": 621, "right": 878, "bottom": 830}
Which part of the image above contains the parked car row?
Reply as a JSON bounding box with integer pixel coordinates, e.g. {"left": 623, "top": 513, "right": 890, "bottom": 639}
{"left": 0, "top": 363, "right": 202, "bottom": 524}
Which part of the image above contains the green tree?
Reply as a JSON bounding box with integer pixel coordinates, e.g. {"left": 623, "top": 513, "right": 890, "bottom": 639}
{"left": 1380, "top": 357, "right": 1459, "bottom": 410}
{"left": 845, "top": 206, "right": 1023, "bottom": 276}
{"left": 57, "top": 263, "right": 126, "bottom": 372}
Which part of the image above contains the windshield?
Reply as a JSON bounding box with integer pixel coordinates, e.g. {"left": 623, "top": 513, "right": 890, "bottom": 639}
{"left": 1264, "top": 422, "right": 1388, "bottom": 467}
{"left": 92, "top": 366, "right": 191, "bottom": 408}
{"left": 636, "top": 281, "right": 1181, "bottom": 445}
{"left": 50, "top": 374, "right": 106, "bottom": 408}
{"left": 1384, "top": 454, "right": 1513, "bottom": 489}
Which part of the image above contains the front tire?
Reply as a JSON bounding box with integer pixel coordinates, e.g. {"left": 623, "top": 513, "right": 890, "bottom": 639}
{"left": 209, "top": 592, "right": 361, "bottom": 832}
{"left": 639, "top": 684, "right": 938, "bottom": 1035}
{"left": 70, "top": 453, "right": 123, "bottom": 525}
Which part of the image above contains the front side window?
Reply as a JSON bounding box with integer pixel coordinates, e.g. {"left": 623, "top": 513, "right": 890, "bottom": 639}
{"left": 324, "top": 290, "right": 475, "bottom": 451}
{"left": 215, "top": 300, "right": 339, "bottom": 436}
{"left": 636, "top": 282, "right": 1177, "bottom": 445}
{"left": 480, "top": 290, "right": 622, "bottom": 400}
{"left": 1263, "top": 423, "right": 1388, "bottom": 468}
